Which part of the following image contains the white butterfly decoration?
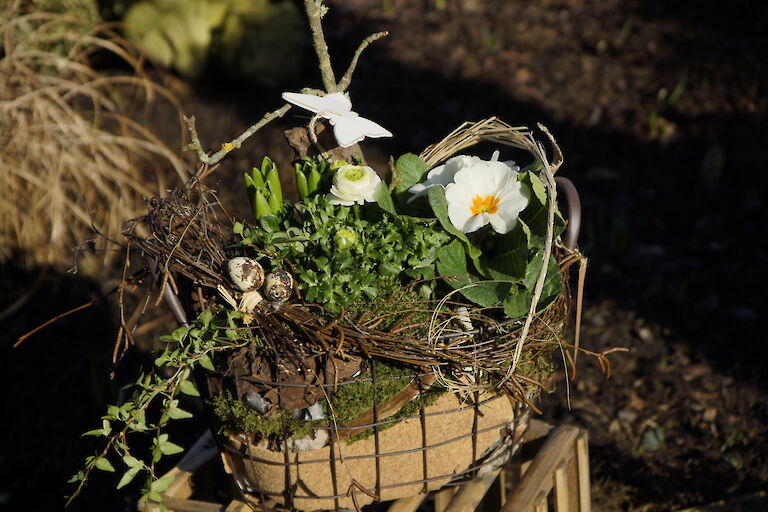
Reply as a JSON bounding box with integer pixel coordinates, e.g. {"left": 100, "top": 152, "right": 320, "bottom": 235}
{"left": 281, "top": 92, "right": 393, "bottom": 148}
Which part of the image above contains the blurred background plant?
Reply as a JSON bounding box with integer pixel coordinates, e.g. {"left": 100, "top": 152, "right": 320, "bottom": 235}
{"left": 0, "top": 0, "right": 186, "bottom": 271}
{"left": 121, "top": 0, "right": 304, "bottom": 85}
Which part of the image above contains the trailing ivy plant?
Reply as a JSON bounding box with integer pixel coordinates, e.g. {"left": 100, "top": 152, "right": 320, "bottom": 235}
{"left": 68, "top": 307, "right": 249, "bottom": 507}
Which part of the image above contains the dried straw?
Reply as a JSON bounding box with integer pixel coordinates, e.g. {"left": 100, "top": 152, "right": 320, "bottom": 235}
{"left": 0, "top": 2, "right": 186, "bottom": 268}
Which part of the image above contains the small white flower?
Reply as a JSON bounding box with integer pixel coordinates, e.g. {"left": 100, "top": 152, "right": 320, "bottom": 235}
{"left": 445, "top": 159, "right": 530, "bottom": 234}
{"left": 408, "top": 151, "right": 519, "bottom": 203}
{"left": 327, "top": 164, "right": 383, "bottom": 206}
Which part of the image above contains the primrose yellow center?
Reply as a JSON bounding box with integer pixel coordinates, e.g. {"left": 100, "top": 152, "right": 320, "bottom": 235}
{"left": 343, "top": 167, "right": 365, "bottom": 181}
{"left": 470, "top": 195, "right": 501, "bottom": 216}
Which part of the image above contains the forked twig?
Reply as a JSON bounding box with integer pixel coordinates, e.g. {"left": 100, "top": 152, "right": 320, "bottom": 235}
{"left": 183, "top": 1, "right": 388, "bottom": 169}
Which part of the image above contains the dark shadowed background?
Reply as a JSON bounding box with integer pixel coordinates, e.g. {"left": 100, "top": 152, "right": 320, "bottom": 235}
{"left": 2, "top": 0, "right": 766, "bottom": 510}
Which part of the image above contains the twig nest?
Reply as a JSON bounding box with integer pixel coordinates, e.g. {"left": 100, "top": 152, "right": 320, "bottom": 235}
{"left": 228, "top": 257, "right": 265, "bottom": 292}
{"left": 264, "top": 270, "right": 294, "bottom": 302}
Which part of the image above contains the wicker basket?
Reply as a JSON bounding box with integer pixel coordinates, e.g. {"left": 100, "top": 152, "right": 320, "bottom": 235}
{"left": 195, "top": 120, "right": 581, "bottom": 511}
{"left": 142, "top": 119, "right": 582, "bottom": 511}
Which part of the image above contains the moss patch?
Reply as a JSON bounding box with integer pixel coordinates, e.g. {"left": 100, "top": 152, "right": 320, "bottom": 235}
{"left": 211, "top": 393, "right": 322, "bottom": 441}
{"left": 344, "top": 381, "right": 446, "bottom": 444}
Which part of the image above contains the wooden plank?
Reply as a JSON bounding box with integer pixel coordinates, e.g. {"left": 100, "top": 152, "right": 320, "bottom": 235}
{"left": 575, "top": 434, "right": 591, "bottom": 512}
{"left": 534, "top": 492, "right": 548, "bottom": 512}
{"left": 444, "top": 468, "right": 501, "bottom": 512}
{"left": 434, "top": 486, "right": 457, "bottom": 512}
{"left": 554, "top": 466, "right": 569, "bottom": 512}
{"left": 500, "top": 426, "right": 580, "bottom": 512}
{"left": 140, "top": 496, "right": 225, "bottom": 512}
{"left": 565, "top": 448, "right": 580, "bottom": 512}
{"left": 388, "top": 492, "right": 428, "bottom": 512}
{"left": 162, "top": 496, "right": 225, "bottom": 512}
{"left": 225, "top": 500, "right": 253, "bottom": 512}
{"left": 164, "top": 431, "right": 218, "bottom": 499}
{"left": 525, "top": 419, "right": 555, "bottom": 443}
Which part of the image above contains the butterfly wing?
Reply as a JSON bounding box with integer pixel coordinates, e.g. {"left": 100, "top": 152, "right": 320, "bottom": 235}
{"left": 332, "top": 112, "right": 393, "bottom": 148}
{"left": 281, "top": 92, "right": 351, "bottom": 119}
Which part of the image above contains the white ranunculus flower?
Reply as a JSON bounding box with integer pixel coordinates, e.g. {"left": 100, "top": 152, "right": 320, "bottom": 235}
{"left": 408, "top": 151, "right": 519, "bottom": 203}
{"left": 445, "top": 159, "right": 530, "bottom": 234}
{"left": 327, "top": 164, "right": 383, "bottom": 206}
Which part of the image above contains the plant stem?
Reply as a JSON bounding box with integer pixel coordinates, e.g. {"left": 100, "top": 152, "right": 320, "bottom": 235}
{"left": 305, "top": 0, "right": 337, "bottom": 92}
{"left": 184, "top": 104, "right": 292, "bottom": 167}
{"left": 337, "top": 31, "right": 389, "bottom": 92}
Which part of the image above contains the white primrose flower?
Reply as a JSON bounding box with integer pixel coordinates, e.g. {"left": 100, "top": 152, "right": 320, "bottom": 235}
{"left": 408, "top": 151, "right": 520, "bottom": 203}
{"left": 444, "top": 159, "right": 530, "bottom": 234}
{"left": 407, "top": 154, "right": 482, "bottom": 202}
{"left": 327, "top": 164, "right": 383, "bottom": 206}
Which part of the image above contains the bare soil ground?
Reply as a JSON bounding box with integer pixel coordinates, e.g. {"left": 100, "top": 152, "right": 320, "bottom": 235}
{"left": 2, "top": 0, "right": 767, "bottom": 510}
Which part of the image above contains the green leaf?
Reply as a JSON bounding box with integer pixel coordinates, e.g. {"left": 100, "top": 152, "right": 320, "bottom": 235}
{"left": 123, "top": 455, "right": 143, "bottom": 469}
{"left": 250, "top": 166, "right": 264, "bottom": 188}
{"left": 94, "top": 457, "right": 115, "bottom": 472}
{"left": 254, "top": 190, "right": 271, "bottom": 220}
{"left": 159, "top": 440, "right": 184, "bottom": 456}
{"left": 259, "top": 214, "right": 280, "bottom": 233}
{"left": 503, "top": 286, "right": 534, "bottom": 318}
{"left": 68, "top": 471, "right": 85, "bottom": 483}
{"left": 146, "top": 491, "right": 164, "bottom": 503}
{"left": 427, "top": 186, "right": 483, "bottom": 265}
{"left": 436, "top": 240, "right": 509, "bottom": 307}
{"left": 244, "top": 173, "right": 257, "bottom": 207}
{"left": 375, "top": 184, "right": 397, "bottom": 215}
{"left": 178, "top": 379, "right": 200, "bottom": 397}
{"left": 507, "top": 252, "right": 564, "bottom": 316}
{"left": 232, "top": 221, "right": 244, "bottom": 235}
{"left": 197, "top": 354, "right": 215, "bottom": 371}
{"left": 168, "top": 406, "right": 193, "bottom": 420}
{"left": 266, "top": 167, "right": 283, "bottom": 205}
{"left": 296, "top": 170, "right": 309, "bottom": 200}
{"left": 150, "top": 474, "right": 176, "bottom": 493}
{"left": 307, "top": 168, "right": 322, "bottom": 195}
{"left": 517, "top": 171, "right": 565, "bottom": 247}
{"left": 117, "top": 467, "right": 141, "bottom": 489}
{"left": 267, "top": 192, "right": 281, "bottom": 214}
{"left": 484, "top": 224, "right": 529, "bottom": 283}
{"left": 261, "top": 156, "right": 274, "bottom": 177}
{"left": 393, "top": 153, "right": 430, "bottom": 193}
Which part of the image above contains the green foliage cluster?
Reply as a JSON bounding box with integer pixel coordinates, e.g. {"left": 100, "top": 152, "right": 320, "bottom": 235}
{"left": 391, "top": 154, "right": 566, "bottom": 319}
{"left": 237, "top": 189, "right": 452, "bottom": 313}
{"left": 71, "top": 307, "right": 249, "bottom": 506}
{"left": 294, "top": 155, "right": 347, "bottom": 201}
{"left": 244, "top": 157, "right": 284, "bottom": 220}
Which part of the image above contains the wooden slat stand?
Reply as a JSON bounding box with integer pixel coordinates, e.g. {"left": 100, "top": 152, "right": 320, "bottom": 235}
{"left": 141, "top": 420, "right": 590, "bottom": 512}
{"left": 500, "top": 423, "right": 591, "bottom": 512}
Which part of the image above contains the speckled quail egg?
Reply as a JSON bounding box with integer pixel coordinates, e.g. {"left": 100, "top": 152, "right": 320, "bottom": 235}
{"left": 263, "top": 270, "right": 294, "bottom": 302}
{"left": 227, "top": 257, "right": 264, "bottom": 292}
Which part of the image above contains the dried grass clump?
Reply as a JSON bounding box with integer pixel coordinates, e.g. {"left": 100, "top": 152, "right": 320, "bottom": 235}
{"left": 0, "top": 1, "right": 187, "bottom": 268}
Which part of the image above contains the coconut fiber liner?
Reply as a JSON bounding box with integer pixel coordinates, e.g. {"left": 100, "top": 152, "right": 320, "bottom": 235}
{"left": 125, "top": 119, "right": 596, "bottom": 511}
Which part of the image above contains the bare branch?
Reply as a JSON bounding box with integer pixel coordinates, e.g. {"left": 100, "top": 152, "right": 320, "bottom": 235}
{"left": 305, "top": 0, "right": 337, "bottom": 92}
{"left": 338, "top": 31, "right": 389, "bottom": 92}
{"left": 183, "top": 103, "right": 291, "bottom": 166}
